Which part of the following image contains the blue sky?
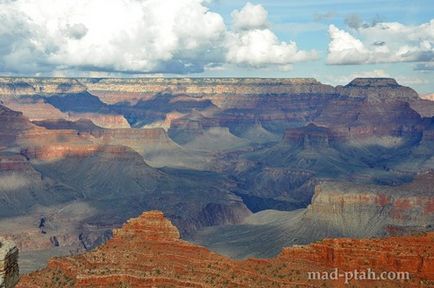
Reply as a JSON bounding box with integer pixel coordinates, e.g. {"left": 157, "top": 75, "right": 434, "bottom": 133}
{"left": 0, "top": 0, "right": 433, "bottom": 93}
{"left": 202, "top": 0, "right": 434, "bottom": 93}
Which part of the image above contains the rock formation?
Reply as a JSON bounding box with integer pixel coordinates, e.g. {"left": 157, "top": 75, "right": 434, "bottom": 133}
{"left": 17, "top": 211, "right": 434, "bottom": 288}
{"left": 421, "top": 93, "right": 434, "bottom": 101}
{"left": 336, "top": 78, "right": 419, "bottom": 101}
{"left": 0, "top": 78, "right": 86, "bottom": 96}
{"left": 304, "top": 171, "right": 434, "bottom": 237}
{"left": 0, "top": 77, "right": 433, "bottom": 279}
{"left": 192, "top": 172, "right": 434, "bottom": 259}
{"left": 284, "top": 123, "right": 334, "bottom": 148}
{"left": 0, "top": 238, "right": 19, "bottom": 288}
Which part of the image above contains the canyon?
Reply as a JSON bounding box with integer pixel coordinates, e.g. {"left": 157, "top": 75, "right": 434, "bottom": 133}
{"left": 17, "top": 211, "right": 434, "bottom": 288}
{"left": 0, "top": 77, "right": 432, "bottom": 283}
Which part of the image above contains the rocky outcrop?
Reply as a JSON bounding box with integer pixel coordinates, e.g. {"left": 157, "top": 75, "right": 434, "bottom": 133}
{"left": 314, "top": 98, "right": 423, "bottom": 139}
{"left": 284, "top": 123, "right": 334, "bottom": 148}
{"left": 2, "top": 99, "right": 68, "bottom": 121}
{"left": 30, "top": 119, "right": 180, "bottom": 159}
{"left": 112, "top": 211, "right": 180, "bottom": 241}
{"left": 304, "top": 172, "right": 434, "bottom": 237}
{"left": 67, "top": 113, "right": 130, "bottom": 129}
{"left": 0, "top": 238, "right": 19, "bottom": 288}
{"left": 336, "top": 78, "right": 419, "bottom": 101}
{"left": 2, "top": 99, "right": 129, "bottom": 128}
{"left": 279, "top": 232, "right": 434, "bottom": 286}
{"left": 0, "top": 104, "right": 36, "bottom": 147}
{"left": 17, "top": 211, "right": 434, "bottom": 288}
{"left": 410, "top": 99, "right": 434, "bottom": 117}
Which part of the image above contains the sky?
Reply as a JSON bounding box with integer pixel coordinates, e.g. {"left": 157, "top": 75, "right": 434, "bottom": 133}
{"left": 0, "top": 0, "right": 433, "bottom": 93}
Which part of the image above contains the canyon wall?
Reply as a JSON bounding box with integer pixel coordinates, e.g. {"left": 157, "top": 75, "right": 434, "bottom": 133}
{"left": 304, "top": 172, "right": 434, "bottom": 238}
{"left": 0, "top": 239, "right": 19, "bottom": 288}
{"left": 17, "top": 211, "right": 434, "bottom": 288}
{"left": 1, "top": 77, "right": 427, "bottom": 135}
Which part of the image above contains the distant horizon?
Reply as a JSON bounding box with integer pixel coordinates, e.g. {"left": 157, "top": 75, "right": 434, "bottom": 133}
{"left": 1, "top": 76, "right": 429, "bottom": 94}
{"left": 0, "top": 0, "right": 433, "bottom": 93}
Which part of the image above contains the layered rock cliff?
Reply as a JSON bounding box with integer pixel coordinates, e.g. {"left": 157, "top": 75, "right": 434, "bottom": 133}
{"left": 0, "top": 77, "right": 429, "bottom": 138}
{"left": 284, "top": 123, "right": 334, "bottom": 148}
{"left": 192, "top": 172, "right": 434, "bottom": 259}
{"left": 17, "top": 211, "right": 434, "bottom": 288}
{"left": 304, "top": 171, "right": 434, "bottom": 237}
{"left": 0, "top": 238, "right": 19, "bottom": 288}
{"left": 0, "top": 78, "right": 86, "bottom": 96}
{"left": 336, "top": 78, "right": 419, "bottom": 101}
{"left": 0, "top": 104, "right": 36, "bottom": 147}
{"left": 279, "top": 233, "right": 434, "bottom": 287}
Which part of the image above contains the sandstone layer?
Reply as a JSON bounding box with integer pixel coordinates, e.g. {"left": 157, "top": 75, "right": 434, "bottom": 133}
{"left": 18, "top": 211, "right": 434, "bottom": 288}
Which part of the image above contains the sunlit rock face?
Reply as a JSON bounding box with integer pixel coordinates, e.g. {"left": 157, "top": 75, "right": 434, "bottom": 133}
{"left": 17, "top": 211, "right": 434, "bottom": 288}
{"left": 0, "top": 238, "right": 19, "bottom": 288}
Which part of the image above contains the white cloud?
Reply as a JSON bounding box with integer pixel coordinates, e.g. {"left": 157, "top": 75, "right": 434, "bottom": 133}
{"left": 327, "top": 20, "right": 434, "bottom": 65}
{"left": 327, "top": 25, "right": 371, "bottom": 64}
{"left": 323, "top": 69, "right": 390, "bottom": 85}
{"left": 0, "top": 0, "right": 316, "bottom": 75}
{"left": 226, "top": 29, "right": 317, "bottom": 67}
{"left": 231, "top": 2, "right": 268, "bottom": 31}
{"left": 226, "top": 3, "right": 318, "bottom": 68}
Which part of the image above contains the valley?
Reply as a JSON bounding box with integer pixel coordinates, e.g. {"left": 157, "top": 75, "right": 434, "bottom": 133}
{"left": 0, "top": 77, "right": 433, "bottom": 281}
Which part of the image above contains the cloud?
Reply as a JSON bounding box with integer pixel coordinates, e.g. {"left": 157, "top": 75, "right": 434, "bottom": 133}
{"left": 327, "top": 20, "right": 434, "bottom": 65}
{"left": 313, "top": 11, "right": 336, "bottom": 22}
{"left": 0, "top": 0, "right": 316, "bottom": 75}
{"left": 226, "top": 3, "right": 318, "bottom": 68}
{"left": 231, "top": 2, "right": 268, "bottom": 31}
{"left": 414, "top": 62, "right": 434, "bottom": 71}
{"left": 327, "top": 25, "right": 371, "bottom": 64}
{"left": 64, "top": 23, "right": 89, "bottom": 40}
{"left": 344, "top": 13, "right": 362, "bottom": 29}
{"left": 323, "top": 69, "right": 390, "bottom": 85}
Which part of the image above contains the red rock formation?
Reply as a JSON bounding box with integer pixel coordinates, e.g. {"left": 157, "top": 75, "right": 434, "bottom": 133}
{"left": 279, "top": 233, "right": 434, "bottom": 287}
{"left": 17, "top": 211, "right": 434, "bottom": 288}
